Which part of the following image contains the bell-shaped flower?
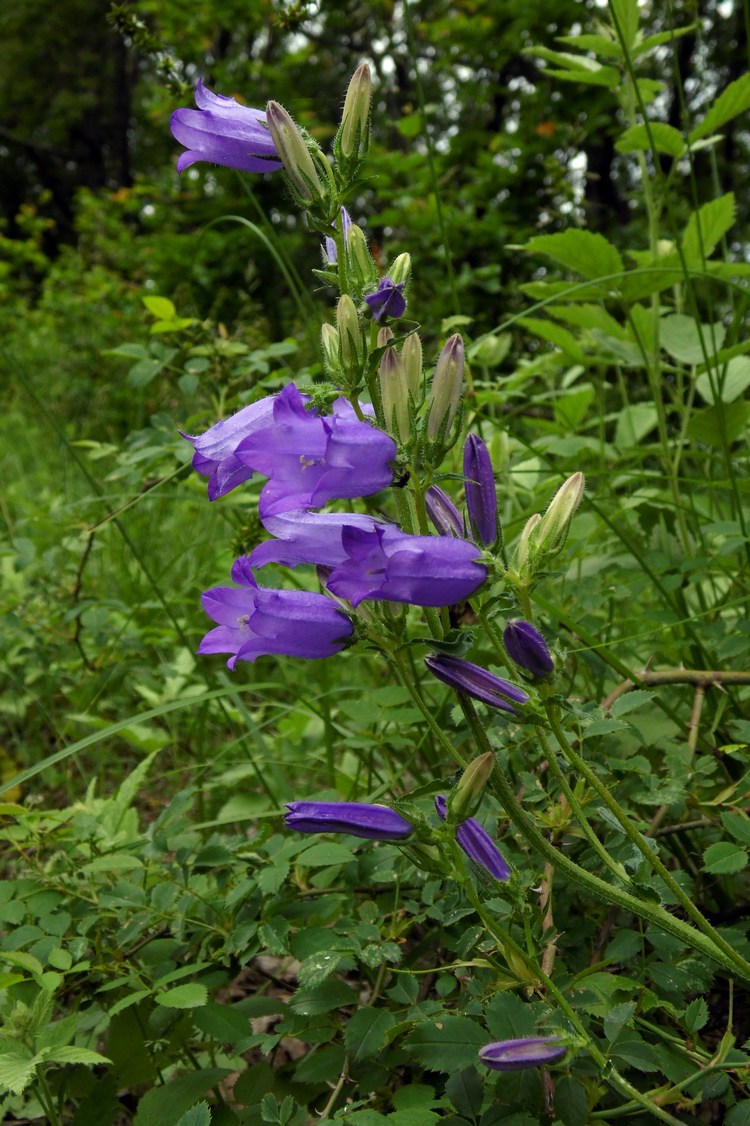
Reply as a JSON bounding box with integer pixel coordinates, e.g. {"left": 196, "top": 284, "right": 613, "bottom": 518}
{"left": 181, "top": 395, "right": 277, "bottom": 500}
{"left": 247, "top": 509, "right": 384, "bottom": 570}
{"left": 479, "top": 1037, "right": 566, "bottom": 1071}
{"left": 424, "top": 654, "right": 529, "bottom": 713}
{"left": 327, "top": 525, "right": 487, "bottom": 608}
{"left": 235, "top": 384, "right": 396, "bottom": 518}
{"left": 284, "top": 801, "right": 412, "bottom": 840}
{"left": 170, "top": 80, "right": 282, "bottom": 174}
{"left": 503, "top": 619, "right": 554, "bottom": 680}
{"left": 435, "top": 795, "right": 510, "bottom": 882}
{"left": 365, "top": 277, "right": 406, "bottom": 323}
{"left": 199, "top": 557, "right": 353, "bottom": 668}
{"left": 464, "top": 434, "right": 498, "bottom": 546}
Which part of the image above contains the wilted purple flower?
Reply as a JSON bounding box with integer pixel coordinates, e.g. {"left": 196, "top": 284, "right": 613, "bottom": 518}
{"left": 479, "top": 1038, "right": 566, "bottom": 1071}
{"left": 181, "top": 395, "right": 277, "bottom": 500}
{"left": 365, "top": 277, "right": 406, "bottom": 323}
{"left": 464, "top": 434, "right": 498, "bottom": 546}
{"left": 284, "top": 801, "right": 413, "bottom": 840}
{"left": 170, "top": 80, "right": 282, "bottom": 174}
{"left": 503, "top": 619, "right": 554, "bottom": 680}
{"left": 435, "top": 795, "right": 510, "bottom": 881}
{"left": 248, "top": 508, "right": 384, "bottom": 570}
{"left": 425, "top": 485, "right": 465, "bottom": 538}
{"left": 324, "top": 207, "right": 353, "bottom": 265}
{"left": 235, "top": 384, "right": 396, "bottom": 518}
{"left": 424, "top": 654, "right": 529, "bottom": 713}
{"left": 327, "top": 525, "right": 487, "bottom": 608}
{"left": 199, "top": 556, "right": 352, "bottom": 667}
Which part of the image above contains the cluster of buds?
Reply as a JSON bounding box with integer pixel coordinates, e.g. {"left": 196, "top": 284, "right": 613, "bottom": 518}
{"left": 514, "top": 472, "right": 585, "bottom": 580}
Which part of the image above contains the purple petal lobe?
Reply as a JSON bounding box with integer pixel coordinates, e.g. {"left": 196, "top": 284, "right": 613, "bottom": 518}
{"left": 425, "top": 654, "right": 528, "bottom": 711}
{"left": 435, "top": 795, "right": 511, "bottom": 881}
{"left": 171, "top": 81, "right": 283, "bottom": 174}
{"left": 284, "top": 801, "right": 413, "bottom": 840}
{"left": 479, "top": 1037, "right": 566, "bottom": 1071}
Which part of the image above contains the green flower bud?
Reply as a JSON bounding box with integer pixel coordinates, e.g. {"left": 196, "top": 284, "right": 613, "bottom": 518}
{"left": 336, "top": 294, "right": 364, "bottom": 378}
{"left": 448, "top": 752, "right": 495, "bottom": 820}
{"left": 346, "top": 223, "right": 378, "bottom": 292}
{"left": 427, "top": 333, "right": 464, "bottom": 441}
{"left": 389, "top": 252, "right": 412, "bottom": 287}
{"left": 379, "top": 346, "right": 410, "bottom": 443}
{"left": 338, "top": 63, "right": 371, "bottom": 162}
{"left": 533, "top": 473, "right": 585, "bottom": 558}
{"left": 402, "top": 332, "right": 422, "bottom": 399}
{"left": 266, "top": 100, "right": 323, "bottom": 204}
{"left": 514, "top": 513, "right": 542, "bottom": 576}
{"left": 377, "top": 326, "right": 395, "bottom": 349}
{"left": 321, "top": 322, "right": 340, "bottom": 377}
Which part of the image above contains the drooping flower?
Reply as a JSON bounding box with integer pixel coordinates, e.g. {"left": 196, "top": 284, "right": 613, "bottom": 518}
{"left": 425, "top": 485, "right": 465, "bottom": 538}
{"left": 365, "top": 277, "right": 406, "bottom": 323}
{"left": 284, "top": 801, "right": 413, "bottom": 840}
{"left": 478, "top": 1038, "right": 566, "bottom": 1071}
{"left": 435, "top": 795, "right": 510, "bottom": 881}
{"left": 181, "top": 395, "right": 277, "bottom": 500}
{"left": 503, "top": 619, "right": 554, "bottom": 680}
{"left": 424, "top": 654, "right": 529, "bottom": 713}
{"left": 247, "top": 509, "right": 384, "bottom": 570}
{"left": 235, "top": 384, "right": 396, "bottom": 518}
{"left": 327, "top": 525, "right": 487, "bottom": 608}
{"left": 170, "top": 80, "right": 282, "bottom": 174}
{"left": 199, "top": 556, "right": 352, "bottom": 668}
{"left": 464, "top": 434, "right": 498, "bottom": 546}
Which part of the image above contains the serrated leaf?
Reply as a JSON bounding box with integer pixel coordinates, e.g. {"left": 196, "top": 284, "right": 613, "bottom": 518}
{"left": 604, "top": 1001, "right": 636, "bottom": 1043}
{"left": 132, "top": 1068, "right": 229, "bottom": 1126}
{"left": 403, "top": 1015, "right": 487, "bottom": 1072}
{"left": 446, "top": 1067, "right": 484, "bottom": 1118}
{"left": 142, "top": 296, "right": 176, "bottom": 320}
{"left": 695, "top": 357, "right": 750, "bottom": 405}
{"left": 613, "top": 1035, "right": 661, "bottom": 1072}
{"left": 289, "top": 978, "right": 357, "bottom": 1015}
{"left": 156, "top": 984, "right": 208, "bottom": 1009}
{"left": 661, "top": 315, "right": 726, "bottom": 365}
{"left": 554, "top": 1076, "right": 589, "bottom": 1125}
{"left": 610, "top": 690, "right": 655, "bottom": 718}
{"left": 703, "top": 841, "right": 748, "bottom": 875}
{"left": 526, "top": 230, "right": 623, "bottom": 281}
{"left": 484, "top": 993, "right": 537, "bottom": 1040}
{"left": 616, "top": 123, "right": 685, "bottom": 157}
{"left": 193, "top": 1003, "right": 251, "bottom": 1043}
{"left": 175, "top": 1103, "right": 212, "bottom": 1126}
{"left": 721, "top": 811, "right": 750, "bottom": 846}
{"left": 46, "top": 1045, "right": 112, "bottom": 1067}
{"left": 684, "top": 997, "right": 709, "bottom": 1032}
{"left": 344, "top": 1007, "right": 396, "bottom": 1060}
{"left": 0, "top": 1048, "right": 37, "bottom": 1094}
{"left": 296, "top": 842, "right": 356, "bottom": 867}
{"left": 690, "top": 73, "right": 750, "bottom": 141}
{"left": 682, "top": 193, "right": 735, "bottom": 264}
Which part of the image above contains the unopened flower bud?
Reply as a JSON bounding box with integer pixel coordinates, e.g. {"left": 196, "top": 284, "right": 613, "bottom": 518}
{"left": 402, "top": 332, "right": 422, "bottom": 399}
{"left": 534, "top": 473, "right": 585, "bottom": 558}
{"left": 321, "top": 322, "right": 340, "bottom": 377}
{"left": 379, "top": 347, "right": 410, "bottom": 442}
{"left": 346, "top": 223, "right": 378, "bottom": 291}
{"left": 449, "top": 752, "right": 495, "bottom": 819}
{"left": 389, "top": 252, "right": 412, "bottom": 287}
{"left": 336, "top": 294, "right": 363, "bottom": 376}
{"left": 514, "top": 513, "right": 541, "bottom": 575}
{"left": 479, "top": 1037, "right": 566, "bottom": 1072}
{"left": 435, "top": 794, "right": 510, "bottom": 881}
{"left": 338, "top": 63, "right": 372, "bottom": 161}
{"left": 266, "top": 101, "right": 323, "bottom": 204}
{"left": 425, "top": 485, "right": 464, "bottom": 537}
{"left": 503, "top": 619, "right": 554, "bottom": 680}
{"left": 377, "top": 326, "right": 394, "bottom": 349}
{"left": 464, "top": 434, "right": 497, "bottom": 547}
{"left": 427, "top": 334, "right": 464, "bottom": 441}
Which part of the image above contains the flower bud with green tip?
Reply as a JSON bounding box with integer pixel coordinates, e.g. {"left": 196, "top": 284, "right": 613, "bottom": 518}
{"left": 336, "top": 294, "right": 364, "bottom": 384}
{"left": 346, "top": 223, "right": 378, "bottom": 293}
{"left": 320, "top": 322, "right": 341, "bottom": 380}
{"left": 533, "top": 472, "right": 585, "bottom": 559}
{"left": 266, "top": 100, "right": 324, "bottom": 206}
{"left": 402, "top": 332, "right": 422, "bottom": 399}
{"left": 448, "top": 752, "right": 495, "bottom": 820}
{"left": 335, "top": 63, "right": 371, "bottom": 172}
{"left": 514, "top": 513, "right": 541, "bottom": 577}
{"left": 379, "top": 346, "right": 410, "bottom": 443}
{"left": 427, "top": 333, "right": 464, "bottom": 441}
{"left": 389, "top": 252, "right": 412, "bottom": 287}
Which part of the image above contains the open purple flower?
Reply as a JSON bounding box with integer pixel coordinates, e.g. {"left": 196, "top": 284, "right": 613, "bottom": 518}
{"left": 365, "top": 277, "right": 406, "bottom": 323}
{"left": 235, "top": 384, "right": 396, "bottom": 518}
{"left": 479, "top": 1038, "right": 566, "bottom": 1071}
{"left": 284, "top": 801, "right": 413, "bottom": 840}
{"left": 327, "top": 525, "right": 487, "bottom": 608}
{"left": 199, "top": 556, "right": 352, "bottom": 667}
{"left": 503, "top": 619, "right": 554, "bottom": 680}
{"left": 181, "top": 395, "right": 277, "bottom": 500}
{"left": 248, "top": 509, "right": 385, "bottom": 570}
{"left": 464, "top": 434, "right": 498, "bottom": 546}
{"left": 424, "top": 654, "right": 529, "bottom": 713}
{"left": 170, "top": 79, "right": 283, "bottom": 174}
{"left": 435, "top": 795, "right": 510, "bottom": 881}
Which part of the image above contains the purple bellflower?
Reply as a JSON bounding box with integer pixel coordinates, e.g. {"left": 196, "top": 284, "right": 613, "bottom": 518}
{"left": 284, "top": 801, "right": 413, "bottom": 840}
{"left": 324, "top": 206, "right": 353, "bottom": 265}
{"left": 170, "top": 80, "right": 283, "bottom": 174}
{"left": 464, "top": 434, "right": 498, "bottom": 546}
{"left": 435, "top": 795, "right": 510, "bottom": 881}
{"left": 235, "top": 384, "right": 396, "bottom": 518}
{"left": 248, "top": 508, "right": 384, "bottom": 570}
{"left": 424, "top": 654, "right": 529, "bottom": 713}
{"left": 326, "top": 525, "right": 488, "bottom": 608}
{"left": 503, "top": 619, "right": 554, "bottom": 680}
{"left": 425, "top": 485, "right": 465, "bottom": 538}
{"left": 181, "top": 395, "right": 276, "bottom": 500}
{"left": 199, "top": 556, "right": 352, "bottom": 668}
{"left": 365, "top": 277, "right": 406, "bottom": 323}
{"left": 479, "top": 1038, "right": 566, "bottom": 1072}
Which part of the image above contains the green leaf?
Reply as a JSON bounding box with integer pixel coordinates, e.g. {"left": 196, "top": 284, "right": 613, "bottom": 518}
{"left": 604, "top": 1001, "right": 636, "bottom": 1043}
{"left": 175, "top": 1105, "right": 211, "bottom": 1126}
{"left": 616, "top": 123, "right": 685, "bottom": 157}
{"left": 695, "top": 357, "right": 750, "bottom": 405}
{"left": 46, "top": 1045, "right": 112, "bottom": 1067}
{"left": 104, "top": 343, "right": 149, "bottom": 359}
{"left": 610, "top": 691, "right": 655, "bottom": 718}
{"left": 397, "top": 114, "right": 423, "bottom": 138}
{"left": 0, "top": 1047, "right": 37, "bottom": 1095}
{"left": 297, "top": 842, "right": 356, "bottom": 867}
{"left": 726, "top": 1101, "right": 750, "bottom": 1126}
{"left": 142, "top": 296, "right": 177, "bottom": 320}
{"left": 703, "top": 841, "right": 748, "bottom": 875}
{"left": 193, "top": 1004, "right": 251, "bottom": 1044}
{"left": 613, "top": 1035, "right": 661, "bottom": 1072}
{"left": 133, "top": 1069, "right": 230, "bottom": 1126}
{"left": 343, "top": 1007, "right": 396, "bottom": 1060}
{"left": 661, "top": 315, "right": 726, "bottom": 365}
{"left": 682, "top": 193, "right": 735, "bottom": 264}
{"left": 126, "top": 359, "right": 165, "bottom": 388}
{"left": 484, "top": 993, "right": 536, "bottom": 1040}
{"left": 687, "top": 401, "right": 750, "bottom": 446}
{"left": 446, "top": 1067, "right": 484, "bottom": 1118}
{"left": 615, "top": 404, "right": 658, "bottom": 448}
{"left": 526, "top": 230, "right": 623, "bottom": 280}
{"left": 721, "top": 811, "right": 750, "bottom": 846}
{"left": 684, "top": 997, "right": 709, "bottom": 1032}
{"left": 403, "top": 1015, "right": 487, "bottom": 1072}
{"left": 289, "top": 978, "right": 357, "bottom": 1016}
{"left": 554, "top": 1076, "right": 589, "bottom": 1125}
{"left": 690, "top": 73, "right": 750, "bottom": 141}
{"left": 156, "top": 984, "right": 209, "bottom": 1010}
